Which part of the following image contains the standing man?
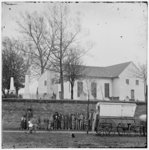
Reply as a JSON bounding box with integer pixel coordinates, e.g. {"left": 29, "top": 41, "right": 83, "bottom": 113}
{"left": 92, "top": 104, "right": 100, "bottom": 132}
{"left": 80, "top": 113, "right": 83, "bottom": 130}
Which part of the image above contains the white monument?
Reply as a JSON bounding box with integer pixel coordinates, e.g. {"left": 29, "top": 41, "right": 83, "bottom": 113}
{"left": 9, "top": 77, "right": 15, "bottom": 94}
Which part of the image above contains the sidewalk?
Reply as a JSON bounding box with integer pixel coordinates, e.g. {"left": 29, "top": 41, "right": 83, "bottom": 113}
{"left": 2, "top": 130, "right": 96, "bottom": 134}
{"left": 2, "top": 130, "right": 144, "bottom": 136}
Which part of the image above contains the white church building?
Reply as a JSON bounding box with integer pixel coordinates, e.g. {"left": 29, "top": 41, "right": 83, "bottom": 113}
{"left": 32, "top": 61, "right": 145, "bottom": 102}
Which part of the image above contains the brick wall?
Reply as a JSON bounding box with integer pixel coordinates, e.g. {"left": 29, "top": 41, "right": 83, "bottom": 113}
{"left": 2, "top": 98, "right": 147, "bottom": 130}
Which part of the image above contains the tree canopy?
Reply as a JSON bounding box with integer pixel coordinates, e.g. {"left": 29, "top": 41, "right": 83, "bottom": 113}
{"left": 2, "top": 37, "right": 27, "bottom": 96}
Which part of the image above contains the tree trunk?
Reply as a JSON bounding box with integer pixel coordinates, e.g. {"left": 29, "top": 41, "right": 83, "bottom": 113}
{"left": 2, "top": 89, "right": 6, "bottom": 97}
{"left": 145, "top": 83, "right": 147, "bottom": 102}
{"left": 41, "top": 64, "right": 44, "bottom": 75}
{"left": 16, "top": 88, "right": 19, "bottom": 96}
{"left": 60, "top": 11, "right": 64, "bottom": 100}
{"left": 71, "top": 82, "right": 74, "bottom": 99}
{"left": 60, "top": 67, "right": 64, "bottom": 99}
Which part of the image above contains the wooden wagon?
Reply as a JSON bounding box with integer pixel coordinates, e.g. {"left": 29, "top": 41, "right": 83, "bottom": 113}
{"left": 93, "top": 102, "right": 143, "bottom": 136}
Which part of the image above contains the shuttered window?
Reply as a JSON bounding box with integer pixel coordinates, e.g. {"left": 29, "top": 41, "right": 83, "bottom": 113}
{"left": 131, "top": 89, "right": 135, "bottom": 100}
{"left": 136, "top": 80, "right": 139, "bottom": 85}
{"left": 104, "top": 83, "right": 109, "bottom": 98}
{"left": 44, "top": 80, "right": 47, "bottom": 86}
{"left": 126, "top": 79, "right": 129, "bottom": 85}
{"left": 77, "top": 81, "right": 83, "bottom": 97}
{"left": 91, "top": 82, "right": 97, "bottom": 99}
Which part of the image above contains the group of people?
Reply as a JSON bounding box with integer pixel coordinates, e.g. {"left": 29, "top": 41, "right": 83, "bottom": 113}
{"left": 20, "top": 111, "right": 95, "bottom": 131}
{"left": 51, "top": 112, "right": 94, "bottom": 131}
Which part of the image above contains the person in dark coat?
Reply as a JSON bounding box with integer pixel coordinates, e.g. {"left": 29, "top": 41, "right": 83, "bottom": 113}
{"left": 80, "top": 113, "right": 84, "bottom": 130}
{"left": 64, "top": 114, "right": 68, "bottom": 130}
{"left": 27, "top": 108, "right": 33, "bottom": 121}
{"left": 78, "top": 113, "right": 81, "bottom": 130}
{"left": 72, "top": 114, "right": 75, "bottom": 130}
{"left": 57, "top": 113, "right": 61, "bottom": 130}
{"left": 61, "top": 115, "right": 64, "bottom": 130}
{"left": 53, "top": 113, "right": 56, "bottom": 130}
{"left": 53, "top": 112, "right": 58, "bottom": 130}
{"left": 75, "top": 113, "right": 79, "bottom": 130}
{"left": 68, "top": 113, "right": 72, "bottom": 130}
{"left": 24, "top": 116, "right": 27, "bottom": 130}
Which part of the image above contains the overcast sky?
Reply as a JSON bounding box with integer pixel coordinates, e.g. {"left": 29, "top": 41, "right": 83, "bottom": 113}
{"left": 2, "top": 1, "right": 147, "bottom": 67}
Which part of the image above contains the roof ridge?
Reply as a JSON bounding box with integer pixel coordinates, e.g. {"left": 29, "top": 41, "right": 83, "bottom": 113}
{"left": 81, "top": 65, "right": 105, "bottom": 68}
{"left": 105, "top": 61, "right": 132, "bottom": 68}
{"left": 82, "top": 61, "right": 132, "bottom": 68}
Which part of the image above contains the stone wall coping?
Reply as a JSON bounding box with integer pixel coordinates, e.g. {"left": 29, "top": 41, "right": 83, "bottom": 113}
{"left": 2, "top": 98, "right": 146, "bottom": 105}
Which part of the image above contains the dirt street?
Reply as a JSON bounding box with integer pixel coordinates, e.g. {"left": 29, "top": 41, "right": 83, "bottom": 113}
{"left": 2, "top": 131, "right": 147, "bottom": 148}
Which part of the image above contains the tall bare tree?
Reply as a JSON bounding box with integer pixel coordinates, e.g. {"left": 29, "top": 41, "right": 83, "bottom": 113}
{"left": 64, "top": 49, "right": 84, "bottom": 99}
{"left": 131, "top": 63, "right": 147, "bottom": 101}
{"left": 17, "top": 4, "right": 90, "bottom": 99}
{"left": 17, "top": 12, "right": 55, "bottom": 75}
{"left": 47, "top": 4, "right": 81, "bottom": 99}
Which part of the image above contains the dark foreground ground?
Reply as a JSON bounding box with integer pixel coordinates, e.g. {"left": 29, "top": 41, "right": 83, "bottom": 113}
{"left": 2, "top": 131, "right": 147, "bottom": 148}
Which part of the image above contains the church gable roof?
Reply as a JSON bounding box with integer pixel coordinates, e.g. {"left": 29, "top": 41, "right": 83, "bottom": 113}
{"left": 83, "top": 62, "right": 132, "bottom": 78}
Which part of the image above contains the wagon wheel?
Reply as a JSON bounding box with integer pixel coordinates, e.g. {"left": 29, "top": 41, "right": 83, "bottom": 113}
{"left": 96, "top": 124, "right": 105, "bottom": 135}
{"left": 123, "top": 123, "right": 131, "bottom": 136}
{"left": 111, "top": 127, "right": 117, "bottom": 135}
{"left": 138, "top": 124, "right": 147, "bottom": 136}
{"left": 130, "top": 124, "right": 140, "bottom": 135}
{"left": 103, "top": 125, "right": 112, "bottom": 136}
{"left": 96, "top": 123, "right": 112, "bottom": 136}
{"left": 143, "top": 125, "right": 147, "bottom": 136}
